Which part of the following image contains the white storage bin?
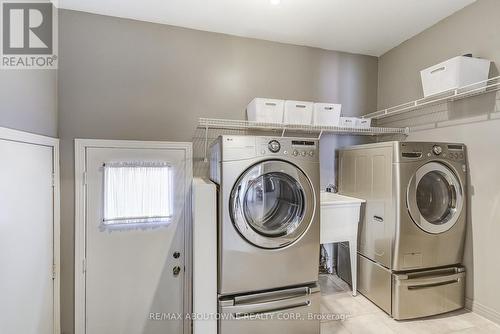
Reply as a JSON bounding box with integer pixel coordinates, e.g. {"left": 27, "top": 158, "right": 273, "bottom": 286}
{"left": 284, "top": 100, "right": 314, "bottom": 125}
{"left": 420, "top": 56, "right": 491, "bottom": 97}
{"left": 339, "top": 117, "right": 357, "bottom": 128}
{"left": 357, "top": 118, "right": 372, "bottom": 128}
{"left": 246, "top": 98, "right": 284, "bottom": 123}
{"left": 313, "top": 103, "right": 342, "bottom": 126}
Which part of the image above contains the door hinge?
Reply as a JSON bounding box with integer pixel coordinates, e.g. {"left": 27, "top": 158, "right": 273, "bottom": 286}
{"left": 82, "top": 259, "right": 87, "bottom": 274}
{"left": 51, "top": 173, "right": 56, "bottom": 187}
{"left": 52, "top": 264, "right": 56, "bottom": 280}
{"left": 83, "top": 171, "right": 88, "bottom": 185}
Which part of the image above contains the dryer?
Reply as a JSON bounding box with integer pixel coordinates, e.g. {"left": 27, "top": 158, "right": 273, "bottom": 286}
{"left": 210, "top": 135, "right": 321, "bottom": 334}
{"left": 339, "top": 141, "right": 467, "bottom": 320}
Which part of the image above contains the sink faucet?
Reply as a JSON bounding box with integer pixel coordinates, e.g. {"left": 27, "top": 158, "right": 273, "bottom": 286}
{"left": 326, "top": 184, "right": 338, "bottom": 193}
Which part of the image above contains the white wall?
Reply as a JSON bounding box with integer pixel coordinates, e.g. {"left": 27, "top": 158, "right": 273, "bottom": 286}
{"left": 378, "top": 0, "right": 500, "bottom": 109}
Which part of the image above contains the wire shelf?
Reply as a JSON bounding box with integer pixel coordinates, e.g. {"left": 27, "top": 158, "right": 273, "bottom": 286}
{"left": 198, "top": 118, "right": 409, "bottom": 136}
{"left": 364, "top": 76, "right": 500, "bottom": 120}
{"left": 197, "top": 117, "right": 408, "bottom": 162}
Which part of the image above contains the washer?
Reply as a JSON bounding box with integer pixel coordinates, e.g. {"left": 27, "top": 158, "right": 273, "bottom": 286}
{"left": 339, "top": 141, "right": 467, "bottom": 320}
{"left": 394, "top": 142, "right": 467, "bottom": 271}
{"left": 210, "top": 135, "right": 320, "bottom": 295}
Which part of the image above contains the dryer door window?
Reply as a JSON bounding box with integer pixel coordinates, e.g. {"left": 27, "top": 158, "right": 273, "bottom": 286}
{"left": 243, "top": 172, "right": 304, "bottom": 237}
{"left": 407, "top": 162, "right": 463, "bottom": 234}
{"left": 230, "top": 160, "right": 315, "bottom": 249}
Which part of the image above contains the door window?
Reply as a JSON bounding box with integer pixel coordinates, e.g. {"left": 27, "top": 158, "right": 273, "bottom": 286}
{"left": 243, "top": 172, "right": 304, "bottom": 237}
{"left": 230, "top": 160, "right": 315, "bottom": 249}
{"left": 407, "top": 162, "right": 463, "bottom": 234}
{"left": 103, "top": 162, "right": 173, "bottom": 227}
{"left": 416, "top": 171, "right": 455, "bottom": 225}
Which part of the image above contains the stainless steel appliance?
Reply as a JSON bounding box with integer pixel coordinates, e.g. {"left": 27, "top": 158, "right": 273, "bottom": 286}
{"left": 339, "top": 141, "right": 467, "bottom": 319}
{"left": 218, "top": 284, "right": 320, "bottom": 334}
{"left": 210, "top": 135, "right": 321, "bottom": 333}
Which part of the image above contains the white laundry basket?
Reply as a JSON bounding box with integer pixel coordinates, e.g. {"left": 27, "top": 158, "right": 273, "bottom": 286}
{"left": 420, "top": 56, "right": 491, "bottom": 97}
{"left": 313, "top": 103, "right": 341, "bottom": 126}
{"left": 357, "top": 118, "right": 372, "bottom": 128}
{"left": 284, "top": 100, "right": 314, "bottom": 125}
{"left": 339, "top": 117, "right": 357, "bottom": 128}
{"left": 246, "top": 98, "right": 284, "bottom": 123}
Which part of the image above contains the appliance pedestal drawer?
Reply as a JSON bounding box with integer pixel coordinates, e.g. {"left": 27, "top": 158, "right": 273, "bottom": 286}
{"left": 219, "top": 284, "right": 320, "bottom": 334}
{"left": 357, "top": 254, "right": 392, "bottom": 314}
{"left": 392, "top": 266, "right": 465, "bottom": 320}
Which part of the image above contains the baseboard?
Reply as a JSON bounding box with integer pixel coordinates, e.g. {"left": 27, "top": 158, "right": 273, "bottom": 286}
{"left": 466, "top": 298, "right": 500, "bottom": 325}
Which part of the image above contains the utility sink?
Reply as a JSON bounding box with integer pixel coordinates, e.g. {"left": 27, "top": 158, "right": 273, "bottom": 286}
{"left": 320, "top": 192, "right": 365, "bottom": 244}
{"left": 320, "top": 191, "right": 365, "bottom": 296}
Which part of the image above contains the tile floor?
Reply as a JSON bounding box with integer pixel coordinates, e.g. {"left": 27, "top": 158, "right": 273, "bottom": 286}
{"left": 319, "top": 274, "right": 500, "bottom": 334}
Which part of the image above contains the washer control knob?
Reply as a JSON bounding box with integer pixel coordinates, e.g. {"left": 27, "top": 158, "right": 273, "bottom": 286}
{"left": 432, "top": 145, "right": 443, "bottom": 155}
{"left": 292, "top": 150, "right": 299, "bottom": 156}
{"left": 309, "top": 151, "right": 315, "bottom": 157}
{"left": 301, "top": 151, "right": 306, "bottom": 157}
{"left": 268, "top": 140, "right": 281, "bottom": 153}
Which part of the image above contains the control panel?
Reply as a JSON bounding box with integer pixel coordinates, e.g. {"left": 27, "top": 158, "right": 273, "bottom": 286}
{"left": 399, "top": 142, "right": 466, "bottom": 162}
{"left": 446, "top": 144, "right": 466, "bottom": 161}
{"left": 258, "top": 137, "right": 318, "bottom": 160}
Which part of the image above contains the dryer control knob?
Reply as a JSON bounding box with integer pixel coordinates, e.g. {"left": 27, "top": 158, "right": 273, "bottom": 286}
{"left": 292, "top": 150, "right": 299, "bottom": 156}
{"left": 432, "top": 145, "right": 443, "bottom": 155}
{"left": 268, "top": 140, "right": 281, "bottom": 153}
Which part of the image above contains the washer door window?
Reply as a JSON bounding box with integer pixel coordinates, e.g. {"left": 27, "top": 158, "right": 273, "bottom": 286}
{"left": 230, "top": 160, "right": 315, "bottom": 249}
{"left": 407, "top": 162, "right": 463, "bottom": 234}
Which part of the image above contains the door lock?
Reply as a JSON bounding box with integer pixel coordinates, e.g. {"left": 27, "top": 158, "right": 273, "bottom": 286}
{"left": 173, "top": 266, "right": 182, "bottom": 277}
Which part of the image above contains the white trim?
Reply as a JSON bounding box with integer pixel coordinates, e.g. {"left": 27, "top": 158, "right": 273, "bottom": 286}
{"left": 466, "top": 298, "right": 500, "bottom": 325}
{"left": 74, "top": 139, "right": 193, "bottom": 334}
{"left": 0, "top": 126, "right": 60, "bottom": 334}
{"left": 0, "top": 126, "right": 58, "bottom": 147}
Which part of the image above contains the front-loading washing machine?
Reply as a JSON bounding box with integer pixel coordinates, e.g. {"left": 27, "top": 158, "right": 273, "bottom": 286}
{"left": 210, "top": 135, "right": 320, "bottom": 334}
{"left": 394, "top": 142, "right": 467, "bottom": 271}
{"left": 339, "top": 141, "right": 467, "bottom": 320}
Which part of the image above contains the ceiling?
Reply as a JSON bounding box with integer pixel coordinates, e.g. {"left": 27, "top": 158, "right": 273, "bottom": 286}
{"left": 57, "top": 0, "right": 475, "bottom": 56}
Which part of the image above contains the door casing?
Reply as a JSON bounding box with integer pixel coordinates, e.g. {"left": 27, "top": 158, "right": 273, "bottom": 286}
{"left": 74, "top": 139, "right": 192, "bottom": 334}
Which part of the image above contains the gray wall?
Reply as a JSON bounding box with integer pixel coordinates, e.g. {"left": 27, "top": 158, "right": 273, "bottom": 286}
{"left": 58, "top": 9, "right": 378, "bottom": 333}
{"left": 0, "top": 70, "right": 57, "bottom": 137}
{"left": 378, "top": 0, "right": 500, "bottom": 323}
{"left": 378, "top": 0, "right": 500, "bottom": 109}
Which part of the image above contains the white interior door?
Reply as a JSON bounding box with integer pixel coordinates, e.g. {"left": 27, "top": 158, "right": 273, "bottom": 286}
{"left": 0, "top": 138, "right": 55, "bottom": 334}
{"left": 83, "top": 143, "right": 191, "bottom": 334}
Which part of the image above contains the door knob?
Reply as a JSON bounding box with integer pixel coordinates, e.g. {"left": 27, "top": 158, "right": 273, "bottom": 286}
{"left": 173, "top": 266, "right": 181, "bottom": 277}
